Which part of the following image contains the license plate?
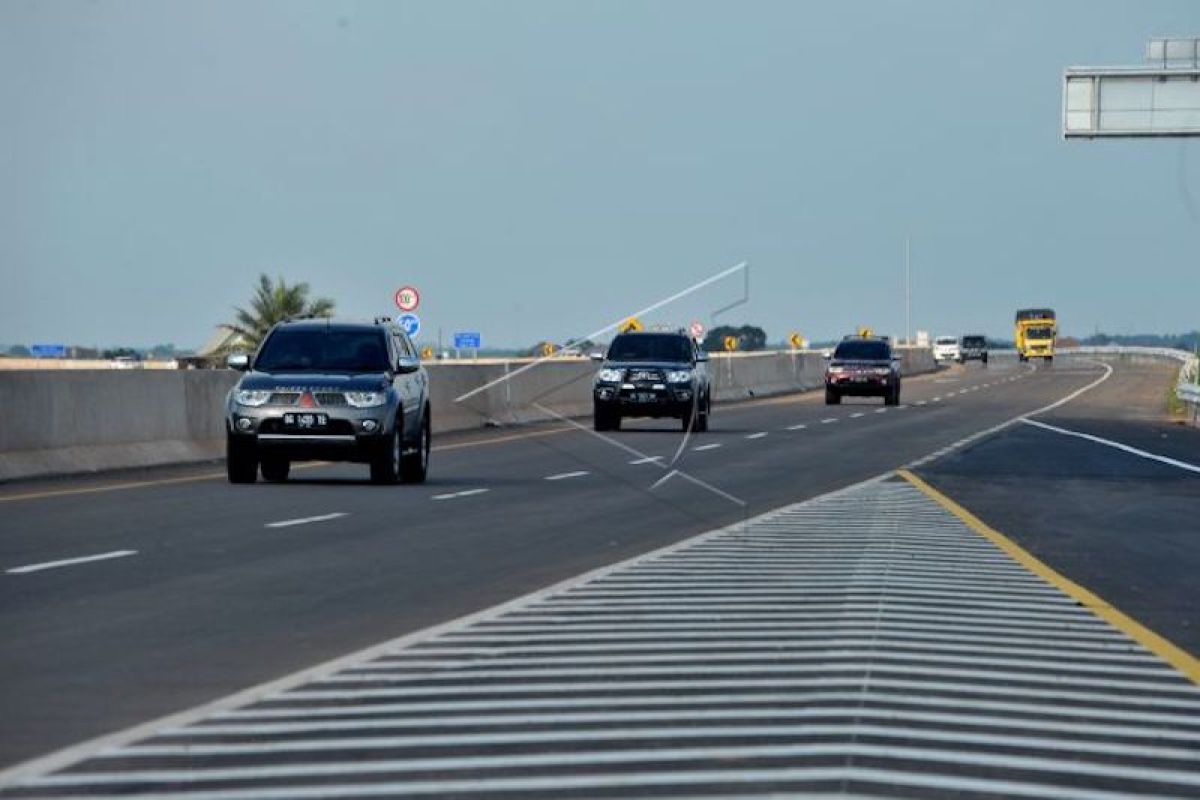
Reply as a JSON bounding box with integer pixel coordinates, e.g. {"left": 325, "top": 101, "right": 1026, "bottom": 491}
{"left": 633, "top": 392, "right": 657, "bottom": 403}
{"left": 282, "top": 413, "right": 329, "bottom": 429}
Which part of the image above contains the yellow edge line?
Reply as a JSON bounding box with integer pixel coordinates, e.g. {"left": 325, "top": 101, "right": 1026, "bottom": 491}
{"left": 897, "top": 469, "right": 1200, "bottom": 685}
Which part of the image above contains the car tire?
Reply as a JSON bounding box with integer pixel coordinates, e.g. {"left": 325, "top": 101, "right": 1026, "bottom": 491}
{"left": 594, "top": 405, "right": 620, "bottom": 432}
{"left": 260, "top": 457, "right": 290, "bottom": 482}
{"left": 695, "top": 394, "right": 710, "bottom": 432}
{"left": 226, "top": 434, "right": 258, "bottom": 484}
{"left": 825, "top": 388, "right": 841, "bottom": 405}
{"left": 982, "top": 354, "right": 988, "bottom": 365}
{"left": 401, "top": 407, "right": 430, "bottom": 484}
{"left": 370, "top": 425, "right": 402, "bottom": 485}
{"left": 885, "top": 387, "right": 900, "bottom": 406}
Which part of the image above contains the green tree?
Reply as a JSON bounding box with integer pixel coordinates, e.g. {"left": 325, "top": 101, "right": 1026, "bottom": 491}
{"left": 702, "top": 324, "right": 768, "bottom": 352}
{"left": 227, "top": 274, "right": 335, "bottom": 349}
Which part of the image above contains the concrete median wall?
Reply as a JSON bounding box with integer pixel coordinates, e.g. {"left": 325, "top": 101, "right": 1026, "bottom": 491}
{"left": 0, "top": 347, "right": 937, "bottom": 481}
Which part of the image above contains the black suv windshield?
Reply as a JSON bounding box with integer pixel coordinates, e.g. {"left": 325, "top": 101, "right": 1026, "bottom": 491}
{"left": 833, "top": 340, "right": 890, "bottom": 360}
{"left": 607, "top": 334, "right": 693, "bottom": 363}
{"left": 255, "top": 328, "right": 390, "bottom": 373}
{"left": 962, "top": 336, "right": 986, "bottom": 348}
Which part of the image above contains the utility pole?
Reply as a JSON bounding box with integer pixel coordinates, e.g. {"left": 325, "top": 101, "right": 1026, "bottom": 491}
{"left": 905, "top": 235, "right": 912, "bottom": 345}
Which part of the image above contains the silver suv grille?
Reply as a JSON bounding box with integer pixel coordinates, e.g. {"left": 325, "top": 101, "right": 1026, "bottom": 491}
{"left": 267, "top": 392, "right": 300, "bottom": 405}
{"left": 314, "top": 392, "right": 348, "bottom": 407}
{"left": 628, "top": 370, "right": 662, "bottom": 383}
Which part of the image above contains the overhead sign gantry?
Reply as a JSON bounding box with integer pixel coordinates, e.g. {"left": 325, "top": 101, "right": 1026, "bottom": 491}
{"left": 1064, "top": 37, "right": 1200, "bottom": 138}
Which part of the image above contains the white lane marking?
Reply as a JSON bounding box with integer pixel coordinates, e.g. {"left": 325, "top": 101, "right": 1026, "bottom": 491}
{"left": 786, "top": 423, "right": 808, "bottom": 430}
{"left": 6, "top": 550, "right": 137, "bottom": 575}
{"left": 932, "top": 396, "right": 942, "bottom": 402}
{"left": 916, "top": 401, "right": 928, "bottom": 406}
{"left": 1022, "top": 419, "right": 1200, "bottom": 475}
{"left": 692, "top": 443, "right": 722, "bottom": 452}
{"left": 745, "top": 432, "right": 768, "bottom": 440}
{"left": 849, "top": 413, "right": 865, "bottom": 419}
{"left": 264, "top": 513, "right": 348, "bottom": 529}
{"left": 820, "top": 418, "right": 838, "bottom": 424}
{"left": 431, "top": 488, "right": 491, "bottom": 501}
{"left": 907, "top": 360, "right": 1114, "bottom": 469}
{"left": 544, "top": 471, "right": 590, "bottom": 482}
{"left": 628, "top": 456, "right": 662, "bottom": 465}
{"left": 874, "top": 409, "right": 887, "bottom": 414}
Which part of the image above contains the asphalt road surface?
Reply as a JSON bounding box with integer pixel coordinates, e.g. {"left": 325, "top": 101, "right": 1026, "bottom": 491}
{"left": 1, "top": 354, "right": 1197, "bottom": 797}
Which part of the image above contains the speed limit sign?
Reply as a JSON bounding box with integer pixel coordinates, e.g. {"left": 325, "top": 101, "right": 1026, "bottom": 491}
{"left": 394, "top": 286, "right": 420, "bottom": 312}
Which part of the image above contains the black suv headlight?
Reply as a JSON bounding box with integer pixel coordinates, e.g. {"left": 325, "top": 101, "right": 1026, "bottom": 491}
{"left": 596, "top": 368, "right": 623, "bottom": 383}
{"left": 666, "top": 370, "right": 692, "bottom": 384}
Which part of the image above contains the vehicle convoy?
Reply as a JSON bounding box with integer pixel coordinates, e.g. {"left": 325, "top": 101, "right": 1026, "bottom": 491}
{"left": 959, "top": 334, "right": 989, "bottom": 364}
{"left": 1015, "top": 308, "right": 1057, "bottom": 362}
{"left": 225, "top": 318, "right": 431, "bottom": 484}
{"left": 932, "top": 336, "right": 961, "bottom": 363}
{"left": 593, "top": 330, "right": 711, "bottom": 431}
{"left": 825, "top": 335, "right": 902, "bottom": 405}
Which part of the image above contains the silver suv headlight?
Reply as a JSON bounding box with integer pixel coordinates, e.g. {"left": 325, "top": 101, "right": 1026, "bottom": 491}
{"left": 235, "top": 389, "right": 271, "bottom": 407}
{"left": 666, "top": 370, "right": 692, "bottom": 384}
{"left": 345, "top": 391, "right": 387, "bottom": 408}
{"left": 597, "top": 368, "right": 623, "bottom": 383}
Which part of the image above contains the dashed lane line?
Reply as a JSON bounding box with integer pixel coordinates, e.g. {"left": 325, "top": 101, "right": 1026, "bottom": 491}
{"left": 5, "top": 550, "right": 138, "bottom": 576}
{"left": 786, "top": 423, "right": 808, "bottom": 430}
{"left": 264, "top": 512, "right": 347, "bottom": 529}
{"left": 820, "top": 418, "right": 838, "bottom": 424}
{"left": 692, "top": 443, "right": 722, "bottom": 452}
{"left": 431, "top": 488, "right": 491, "bottom": 501}
{"left": 745, "top": 432, "right": 768, "bottom": 439}
{"left": 544, "top": 471, "right": 591, "bottom": 481}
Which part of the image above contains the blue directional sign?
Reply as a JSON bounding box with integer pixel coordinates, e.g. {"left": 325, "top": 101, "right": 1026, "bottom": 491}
{"left": 30, "top": 344, "right": 67, "bottom": 358}
{"left": 397, "top": 313, "right": 421, "bottom": 338}
{"left": 453, "top": 331, "right": 481, "bottom": 349}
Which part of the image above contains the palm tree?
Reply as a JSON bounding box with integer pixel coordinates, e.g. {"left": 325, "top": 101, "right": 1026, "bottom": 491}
{"left": 226, "top": 274, "right": 336, "bottom": 350}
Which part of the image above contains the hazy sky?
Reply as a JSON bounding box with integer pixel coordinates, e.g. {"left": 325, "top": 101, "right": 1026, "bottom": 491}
{"left": 3, "top": 0, "right": 1198, "bottom": 349}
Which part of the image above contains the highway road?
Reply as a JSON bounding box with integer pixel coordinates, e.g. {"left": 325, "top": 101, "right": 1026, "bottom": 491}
{"left": 1, "top": 354, "right": 1198, "bottom": 797}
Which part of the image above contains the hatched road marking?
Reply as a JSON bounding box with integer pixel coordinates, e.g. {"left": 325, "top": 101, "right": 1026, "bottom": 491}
{"left": 4, "top": 478, "right": 1198, "bottom": 798}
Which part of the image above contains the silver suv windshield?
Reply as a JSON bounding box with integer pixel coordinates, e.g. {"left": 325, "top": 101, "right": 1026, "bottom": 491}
{"left": 255, "top": 329, "right": 390, "bottom": 373}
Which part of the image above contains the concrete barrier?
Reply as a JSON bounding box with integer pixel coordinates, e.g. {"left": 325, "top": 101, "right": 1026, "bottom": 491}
{"left": 0, "top": 348, "right": 937, "bottom": 482}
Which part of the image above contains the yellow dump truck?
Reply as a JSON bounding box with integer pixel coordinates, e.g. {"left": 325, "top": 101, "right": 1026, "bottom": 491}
{"left": 1015, "top": 308, "right": 1056, "bottom": 363}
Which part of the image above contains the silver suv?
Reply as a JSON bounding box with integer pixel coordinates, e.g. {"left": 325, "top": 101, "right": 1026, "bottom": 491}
{"left": 225, "top": 319, "right": 430, "bottom": 484}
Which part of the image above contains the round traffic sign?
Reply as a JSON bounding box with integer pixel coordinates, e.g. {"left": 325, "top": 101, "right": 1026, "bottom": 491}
{"left": 394, "top": 286, "right": 420, "bottom": 312}
{"left": 689, "top": 321, "right": 705, "bottom": 340}
{"left": 398, "top": 312, "right": 421, "bottom": 338}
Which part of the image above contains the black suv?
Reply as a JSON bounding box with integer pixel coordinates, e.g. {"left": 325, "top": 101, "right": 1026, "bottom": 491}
{"left": 959, "top": 334, "right": 988, "bottom": 364}
{"left": 825, "top": 335, "right": 901, "bottom": 405}
{"left": 593, "top": 331, "right": 711, "bottom": 431}
{"left": 225, "top": 319, "right": 431, "bottom": 484}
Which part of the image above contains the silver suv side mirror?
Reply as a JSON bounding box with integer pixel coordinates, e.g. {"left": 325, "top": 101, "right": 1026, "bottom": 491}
{"left": 589, "top": 351, "right": 605, "bottom": 362}
{"left": 226, "top": 353, "right": 250, "bottom": 371}
{"left": 395, "top": 356, "right": 421, "bottom": 374}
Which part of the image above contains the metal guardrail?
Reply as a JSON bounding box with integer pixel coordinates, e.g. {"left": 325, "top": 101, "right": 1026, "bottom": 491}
{"left": 1062, "top": 345, "right": 1200, "bottom": 421}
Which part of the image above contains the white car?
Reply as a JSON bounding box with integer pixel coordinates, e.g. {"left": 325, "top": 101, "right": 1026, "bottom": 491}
{"left": 933, "top": 336, "right": 961, "bottom": 363}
